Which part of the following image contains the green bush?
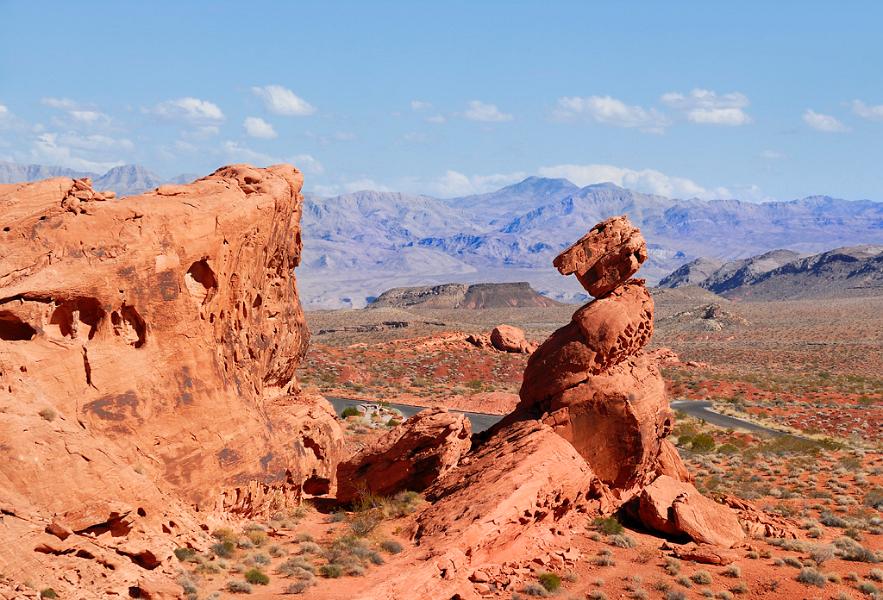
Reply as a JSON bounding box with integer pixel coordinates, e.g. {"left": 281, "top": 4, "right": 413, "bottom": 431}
{"left": 39, "top": 590, "right": 58, "bottom": 599}
{"left": 380, "top": 539, "right": 403, "bottom": 554}
{"left": 341, "top": 406, "right": 361, "bottom": 418}
{"left": 796, "top": 567, "right": 825, "bottom": 588}
{"left": 174, "top": 546, "right": 196, "bottom": 561}
{"left": 211, "top": 540, "right": 236, "bottom": 558}
{"left": 320, "top": 563, "right": 343, "bottom": 578}
{"left": 592, "top": 517, "right": 624, "bottom": 535}
{"left": 538, "top": 572, "right": 561, "bottom": 592}
{"left": 691, "top": 433, "right": 715, "bottom": 453}
{"left": 226, "top": 580, "right": 252, "bottom": 594}
{"left": 244, "top": 568, "right": 269, "bottom": 585}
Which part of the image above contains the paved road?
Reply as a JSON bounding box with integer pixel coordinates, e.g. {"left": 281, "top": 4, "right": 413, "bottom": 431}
{"left": 327, "top": 397, "right": 782, "bottom": 437}
{"left": 326, "top": 397, "right": 503, "bottom": 433}
{"left": 670, "top": 400, "right": 785, "bottom": 437}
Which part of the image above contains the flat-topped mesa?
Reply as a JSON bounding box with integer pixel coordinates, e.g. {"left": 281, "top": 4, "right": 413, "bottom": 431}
{"left": 553, "top": 215, "right": 648, "bottom": 297}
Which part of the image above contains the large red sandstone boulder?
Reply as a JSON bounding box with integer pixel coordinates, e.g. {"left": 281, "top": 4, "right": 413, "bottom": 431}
{"left": 356, "top": 421, "right": 609, "bottom": 599}
{"left": 638, "top": 475, "right": 745, "bottom": 548}
{"left": 717, "top": 493, "right": 800, "bottom": 539}
{"left": 519, "top": 281, "right": 653, "bottom": 406}
{"left": 336, "top": 408, "right": 471, "bottom": 503}
{"left": 553, "top": 215, "right": 647, "bottom": 297}
{"left": 0, "top": 165, "right": 343, "bottom": 595}
{"left": 654, "top": 439, "right": 695, "bottom": 483}
{"left": 490, "top": 324, "right": 535, "bottom": 353}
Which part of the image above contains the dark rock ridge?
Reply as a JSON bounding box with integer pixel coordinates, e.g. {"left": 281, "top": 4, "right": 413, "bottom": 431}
{"left": 659, "top": 245, "right": 883, "bottom": 299}
{"left": 369, "top": 281, "right": 562, "bottom": 309}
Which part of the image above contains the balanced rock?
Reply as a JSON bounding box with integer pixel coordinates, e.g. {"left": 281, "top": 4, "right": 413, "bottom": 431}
{"left": 336, "top": 408, "right": 471, "bottom": 503}
{"left": 553, "top": 215, "right": 647, "bottom": 297}
{"left": 490, "top": 324, "right": 536, "bottom": 353}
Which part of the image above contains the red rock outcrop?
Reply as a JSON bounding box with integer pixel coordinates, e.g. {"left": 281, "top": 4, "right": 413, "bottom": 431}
{"left": 336, "top": 408, "right": 471, "bottom": 503}
{"left": 553, "top": 215, "right": 648, "bottom": 297}
{"left": 0, "top": 165, "right": 343, "bottom": 596}
{"left": 490, "top": 324, "right": 536, "bottom": 353}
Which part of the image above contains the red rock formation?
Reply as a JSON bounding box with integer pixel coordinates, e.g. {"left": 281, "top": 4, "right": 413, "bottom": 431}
{"left": 0, "top": 165, "right": 342, "bottom": 596}
{"left": 336, "top": 408, "right": 471, "bottom": 503}
{"left": 490, "top": 324, "right": 536, "bottom": 353}
{"left": 553, "top": 215, "right": 648, "bottom": 297}
{"left": 670, "top": 542, "right": 738, "bottom": 565}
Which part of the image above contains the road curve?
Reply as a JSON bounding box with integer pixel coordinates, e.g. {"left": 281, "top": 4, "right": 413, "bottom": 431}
{"left": 670, "top": 399, "right": 786, "bottom": 437}
{"left": 326, "top": 396, "right": 503, "bottom": 433}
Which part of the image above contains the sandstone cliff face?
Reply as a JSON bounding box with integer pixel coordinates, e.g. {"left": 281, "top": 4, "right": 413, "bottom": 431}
{"left": 0, "top": 165, "right": 343, "bottom": 596}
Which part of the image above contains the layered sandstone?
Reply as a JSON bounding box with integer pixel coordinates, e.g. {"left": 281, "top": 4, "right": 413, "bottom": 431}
{"left": 0, "top": 165, "right": 342, "bottom": 596}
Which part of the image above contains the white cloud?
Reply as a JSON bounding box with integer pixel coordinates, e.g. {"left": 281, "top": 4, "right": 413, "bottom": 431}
{"left": 422, "top": 170, "right": 526, "bottom": 196}
{"left": 410, "top": 100, "right": 432, "bottom": 111}
{"left": 311, "top": 178, "right": 391, "bottom": 196}
{"left": 152, "top": 97, "right": 224, "bottom": 122}
{"left": 426, "top": 114, "right": 446, "bottom": 124}
{"left": 30, "top": 132, "right": 126, "bottom": 172}
{"left": 69, "top": 110, "right": 108, "bottom": 124}
{"left": 803, "top": 109, "right": 848, "bottom": 132}
{"left": 553, "top": 96, "right": 668, "bottom": 133}
{"left": 243, "top": 116, "right": 277, "bottom": 139}
{"left": 221, "top": 141, "right": 322, "bottom": 174}
{"left": 41, "top": 97, "right": 77, "bottom": 110}
{"left": 251, "top": 85, "right": 315, "bottom": 116}
{"left": 41, "top": 98, "right": 111, "bottom": 126}
{"left": 463, "top": 100, "right": 512, "bottom": 122}
{"left": 0, "top": 104, "right": 8, "bottom": 118}
{"left": 661, "top": 89, "right": 751, "bottom": 126}
{"left": 537, "top": 163, "right": 730, "bottom": 200}
{"left": 289, "top": 153, "right": 323, "bottom": 175}
{"left": 851, "top": 100, "right": 883, "bottom": 122}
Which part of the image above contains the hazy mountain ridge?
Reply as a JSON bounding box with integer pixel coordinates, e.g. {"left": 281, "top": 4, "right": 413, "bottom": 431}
{"left": 2, "top": 162, "right": 882, "bottom": 308}
{"left": 659, "top": 245, "right": 883, "bottom": 299}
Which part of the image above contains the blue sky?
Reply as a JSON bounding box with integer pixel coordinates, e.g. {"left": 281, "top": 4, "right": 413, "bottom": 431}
{"left": 1, "top": 1, "right": 881, "bottom": 200}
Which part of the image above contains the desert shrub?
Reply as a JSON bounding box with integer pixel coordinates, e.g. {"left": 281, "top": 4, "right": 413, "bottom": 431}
{"left": 386, "top": 418, "right": 401, "bottom": 427}
{"left": 226, "top": 580, "right": 252, "bottom": 594}
{"left": 664, "top": 557, "right": 682, "bottom": 575}
{"left": 251, "top": 553, "right": 270, "bottom": 566}
{"left": 730, "top": 581, "right": 748, "bottom": 594}
{"left": 39, "top": 590, "right": 58, "bottom": 599}
{"left": 588, "top": 591, "right": 607, "bottom": 600}
{"left": 298, "top": 541, "right": 321, "bottom": 555}
{"left": 796, "top": 567, "right": 826, "bottom": 588}
{"left": 664, "top": 591, "right": 687, "bottom": 600}
{"left": 809, "top": 544, "right": 835, "bottom": 565}
{"left": 244, "top": 568, "right": 269, "bottom": 585}
{"left": 350, "top": 512, "right": 381, "bottom": 537}
{"left": 520, "top": 583, "right": 549, "bottom": 596}
{"left": 676, "top": 575, "right": 692, "bottom": 588}
{"left": 212, "top": 527, "right": 237, "bottom": 543}
{"left": 715, "top": 591, "right": 733, "bottom": 600}
{"left": 38, "top": 408, "right": 56, "bottom": 421}
{"left": 285, "top": 581, "right": 313, "bottom": 594}
{"left": 174, "top": 547, "right": 197, "bottom": 561}
{"left": 592, "top": 517, "right": 624, "bottom": 535}
{"left": 380, "top": 539, "right": 403, "bottom": 554}
{"left": 537, "top": 572, "right": 561, "bottom": 592}
{"left": 834, "top": 536, "right": 881, "bottom": 563}
{"left": 691, "top": 433, "right": 715, "bottom": 453}
{"left": 609, "top": 534, "right": 637, "bottom": 548}
{"left": 865, "top": 487, "right": 883, "bottom": 510}
{"left": 723, "top": 565, "right": 740, "bottom": 578}
{"left": 320, "top": 563, "right": 342, "bottom": 578}
{"left": 268, "top": 544, "right": 285, "bottom": 557}
{"left": 277, "top": 556, "right": 315, "bottom": 578}
{"left": 783, "top": 556, "right": 802, "bottom": 567}
{"left": 245, "top": 529, "right": 267, "bottom": 547}
{"left": 870, "top": 569, "right": 883, "bottom": 582}
{"left": 341, "top": 406, "right": 361, "bottom": 418}
{"left": 211, "top": 540, "right": 235, "bottom": 558}
{"left": 690, "top": 570, "right": 713, "bottom": 585}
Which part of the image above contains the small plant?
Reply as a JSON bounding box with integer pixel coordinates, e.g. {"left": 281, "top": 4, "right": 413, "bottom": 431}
{"left": 226, "top": 580, "right": 252, "bottom": 594}
{"left": 537, "top": 572, "right": 561, "bottom": 592}
{"left": 211, "top": 540, "right": 235, "bottom": 558}
{"left": 39, "top": 590, "right": 58, "bottom": 599}
{"left": 244, "top": 568, "right": 269, "bottom": 585}
{"left": 664, "top": 557, "right": 682, "bottom": 575}
{"left": 38, "top": 408, "right": 56, "bottom": 421}
{"left": 722, "top": 565, "right": 741, "bottom": 578}
{"left": 609, "top": 533, "right": 637, "bottom": 548}
{"left": 809, "top": 544, "right": 835, "bottom": 565}
{"left": 691, "top": 433, "right": 715, "bottom": 452}
{"left": 796, "top": 567, "right": 826, "bottom": 588}
{"left": 690, "top": 571, "right": 713, "bottom": 585}
{"left": 520, "top": 583, "right": 549, "bottom": 597}
{"left": 174, "top": 546, "right": 197, "bottom": 561}
{"left": 592, "top": 516, "right": 624, "bottom": 535}
{"left": 320, "top": 563, "right": 342, "bottom": 578}
{"left": 730, "top": 581, "right": 748, "bottom": 594}
{"left": 341, "top": 406, "right": 361, "bottom": 418}
{"left": 676, "top": 575, "right": 692, "bottom": 588}
{"left": 285, "top": 581, "right": 312, "bottom": 594}
{"left": 664, "top": 591, "right": 687, "bottom": 600}
{"left": 380, "top": 539, "right": 403, "bottom": 554}
{"left": 870, "top": 569, "right": 883, "bottom": 582}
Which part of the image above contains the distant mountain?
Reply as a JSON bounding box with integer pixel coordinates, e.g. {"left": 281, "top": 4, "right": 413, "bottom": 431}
{"left": 0, "top": 161, "right": 95, "bottom": 183}
{"left": 369, "top": 282, "right": 563, "bottom": 309}
{"left": 658, "top": 257, "right": 723, "bottom": 288}
{"left": 299, "top": 179, "right": 883, "bottom": 308}
{"left": 658, "top": 245, "right": 883, "bottom": 300}
{"left": 93, "top": 165, "right": 165, "bottom": 196}
{"left": 0, "top": 161, "right": 187, "bottom": 197}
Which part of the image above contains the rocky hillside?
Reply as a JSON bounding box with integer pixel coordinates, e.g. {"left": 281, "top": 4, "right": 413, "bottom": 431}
{"left": 369, "top": 281, "right": 562, "bottom": 309}
{"left": 659, "top": 245, "right": 883, "bottom": 299}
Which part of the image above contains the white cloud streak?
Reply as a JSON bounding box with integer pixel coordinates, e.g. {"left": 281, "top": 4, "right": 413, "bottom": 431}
{"left": 554, "top": 96, "right": 668, "bottom": 133}
{"left": 851, "top": 100, "right": 883, "bottom": 122}
{"left": 251, "top": 85, "right": 315, "bottom": 116}
{"left": 661, "top": 89, "right": 751, "bottom": 126}
{"left": 243, "top": 116, "right": 277, "bottom": 139}
{"left": 538, "top": 163, "right": 730, "bottom": 200}
{"left": 803, "top": 109, "right": 848, "bottom": 132}
{"left": 463, "top": 100, "right": 512, "bottom": 122}
{"left": 151, "top": 97, "right": 224, "bottom": 122}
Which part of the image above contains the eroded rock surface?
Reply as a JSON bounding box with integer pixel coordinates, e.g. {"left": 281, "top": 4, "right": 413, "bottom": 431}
{"left": 490, "top": 324, "right": 536, "bottom": 354}
{"left": 0, "top": 165, "right": 343, "bottom": 596}
{"left": 336, "top": 408, "right": 471, "bottom": 503}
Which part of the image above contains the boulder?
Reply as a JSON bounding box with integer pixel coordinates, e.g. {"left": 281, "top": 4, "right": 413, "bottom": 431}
{"left": 638, "top": 475, "right": 745, "bottom": 548}
{"left": 553, "top": 215, "right": 647, "bottom": 297}
{"left": 717, "top": 493, "right": 799, "bottom": 539}
{"left": 654, "top": 439, "right": 694, "bottom": 483}
{"left": 336, "top": 408, "right": 471, "bottom": 503}
{"left": 490, "top": 324, "right": 535, "bottom": 353}
{"left": 0, "top": 164, "right": 343, "bottom": 595}
{"left": 670, "top": 543, "right": 738, "bottom": 565}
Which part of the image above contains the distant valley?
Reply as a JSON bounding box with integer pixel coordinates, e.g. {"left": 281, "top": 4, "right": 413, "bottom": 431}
{"left": 3, "top": 162, "right": 882, "bottom": 308}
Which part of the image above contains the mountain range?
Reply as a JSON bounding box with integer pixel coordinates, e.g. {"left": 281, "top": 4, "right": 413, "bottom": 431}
{"left": 660, "top": 245, "right": 883, "bottom": 300}
{"left": 2, "top": 162, "right": 882, "bottom": 308}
